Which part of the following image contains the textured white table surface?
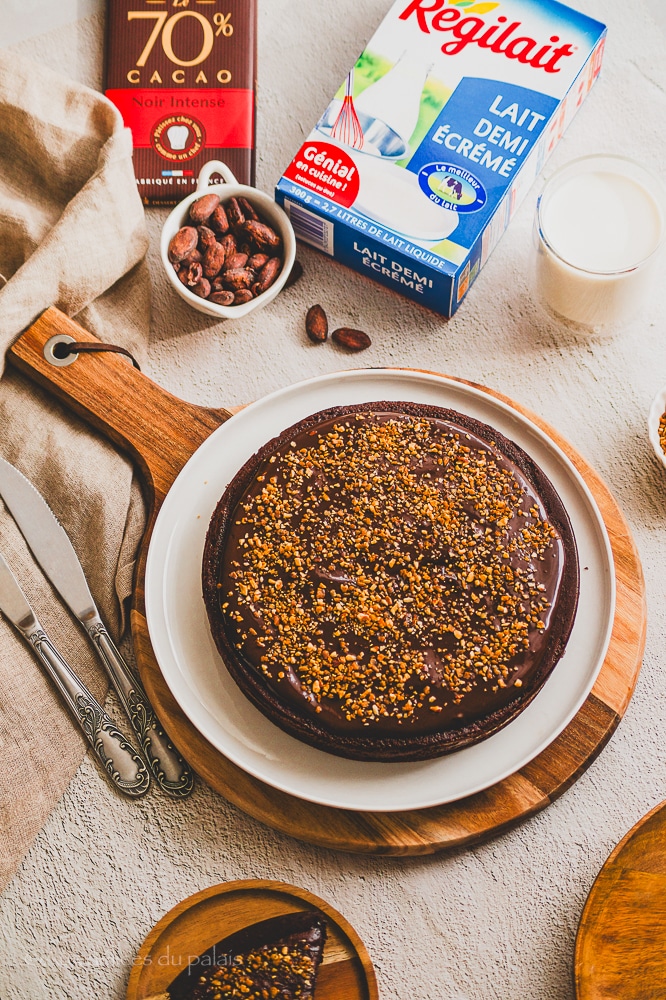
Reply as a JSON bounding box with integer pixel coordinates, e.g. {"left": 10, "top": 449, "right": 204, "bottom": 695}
{"left": 2, "top": 2, "right": 666, "bottom": 998}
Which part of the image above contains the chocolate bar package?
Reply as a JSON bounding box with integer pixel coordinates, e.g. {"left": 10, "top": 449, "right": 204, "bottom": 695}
{"left": 105, "top": 0, "right": 256, "bottom": 204}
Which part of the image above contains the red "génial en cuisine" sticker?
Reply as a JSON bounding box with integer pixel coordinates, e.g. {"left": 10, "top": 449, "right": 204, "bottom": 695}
{"left": 283, "top": 141, "right": 359, "bottom": 208}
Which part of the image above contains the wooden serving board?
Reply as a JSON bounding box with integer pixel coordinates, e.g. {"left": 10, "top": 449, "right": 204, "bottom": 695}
{"left": 8, "top": 307, "right": 646, "bottom": 855}
{"left": 575, "top": 799, "right": 666, "bottom": 999}
{"left": 125, "top": 879, "right": 378, "bottom": 1000}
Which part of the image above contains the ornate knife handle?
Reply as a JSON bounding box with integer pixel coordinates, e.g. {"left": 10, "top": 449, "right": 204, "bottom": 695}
{"left": 84, "top": 617, "right": 194, "bottom": 798}
{"left": 27, "top": 627, "right": 150, "bottom": 798}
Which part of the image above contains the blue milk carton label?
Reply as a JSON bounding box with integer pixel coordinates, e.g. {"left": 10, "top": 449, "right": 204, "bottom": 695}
{"left": 277, "top": 0, "right": 606, "bottom": 317}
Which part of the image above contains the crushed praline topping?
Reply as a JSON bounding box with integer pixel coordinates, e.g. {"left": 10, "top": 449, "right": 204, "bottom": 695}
{"left": 221, "top": 413, "right": 559, "bottom": 725}
{"left": 190, "top": 942, "right": 316, "bottom": 999}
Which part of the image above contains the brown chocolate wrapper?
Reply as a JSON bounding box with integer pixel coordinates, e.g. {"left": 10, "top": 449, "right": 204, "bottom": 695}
{"left": 104, "top": 0, "right": 256, "bottom": 205}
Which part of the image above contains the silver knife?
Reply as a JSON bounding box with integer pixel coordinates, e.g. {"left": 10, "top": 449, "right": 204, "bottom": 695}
{"left": 0, "top": 553, "right": 149, "bottom": 797}
{"left": 0, "top": 457, "right": 194, "bottom": 798}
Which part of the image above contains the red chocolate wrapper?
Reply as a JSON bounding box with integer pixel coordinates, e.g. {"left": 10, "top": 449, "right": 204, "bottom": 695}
{"left": 104, "top": 0, "right": 256, "bottom": 205}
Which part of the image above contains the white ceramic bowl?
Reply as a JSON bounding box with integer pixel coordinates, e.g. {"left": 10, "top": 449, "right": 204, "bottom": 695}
{"left": 648, "top": 385, "right": 666, "bottom": 470}
{"left": 161, "top": 160, "right": 296, "bottom": 320}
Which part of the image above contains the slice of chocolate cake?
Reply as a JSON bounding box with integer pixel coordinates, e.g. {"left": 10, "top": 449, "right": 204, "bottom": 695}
{"left": 202, "top": 401, "right": 579, "bottom": 761}
{"left": 166, "top": 911, "right": 327, "bottom": 1000}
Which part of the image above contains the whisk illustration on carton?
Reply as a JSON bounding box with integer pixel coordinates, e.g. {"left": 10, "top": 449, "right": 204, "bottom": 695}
{"left": 330, "top": 70, "right": 365, "bottom": 150}
{"left": 320, "top": 51, "right": 431, "bottom": 161}
{"left": 277, "top": 0, "right": 607, "bottom": 317}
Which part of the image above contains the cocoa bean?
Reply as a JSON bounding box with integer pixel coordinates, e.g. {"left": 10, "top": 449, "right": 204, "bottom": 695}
{"left": 220, "top": 233, "right": 237, "bottom": 264}
{"left": 233, "top": 289, "right": 254, "bottom": 305}
{"left": 247, "top": 253, "right": 270, "bottom": 271}
{"left": 226, "top": 197, "right": 245, "bottom": 227}
{"left": 210, "top": 276, "right": 227, "bottom": 293}
{"left": 169, "top": 226, "right": 198, "bottom": 262}
{"left": 305, "top": 304, "right": 328, "bottom": 343}
{"left": 182, "top": 248, "right": 203, "bottom": 265}
{"left": 223, "top": 267, "right": 254, "bottom": 291}
{"left": 242, "top": 219, "right": 281, "bottom": 250}
{"left": 332, "top": 327, "right": 371, "bottom": 351}
{"left": 254, "top": 256, "right": 281, "bottom": 294}
{"left": 238, "top": 241, "right": 253, "bottom": 257}
{"left": 225, "top": 252, "right": 249, "bottom": 271}
{"left": 189, "top": 193, "right": 220, "bottom": 224}
{"left": 191, "top": 278, "right": 211, "bottom": 298}
{"left": 284, "top": 259, "right": 303, "bottom": 288}
{"left": 209, "top": 290, "right": 235, "bottom": 306}
{"left": 203, "top": 243, "right": 227, "bottom": 278}
{"left": 197, "top": 225, "right": 217, "bottom": 250}
{"left": 210, "top": 204, "right": 229, "bottom": 234}
{"left": 183, "top": 261, "right": 203, "bottom": 287}
{"left": 239, "top": 197, "right": 260, "bottom": 221}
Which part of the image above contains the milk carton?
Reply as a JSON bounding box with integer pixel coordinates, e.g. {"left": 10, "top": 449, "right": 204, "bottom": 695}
{"left": 276, "top": 0, "right": 606, "bottom": 317}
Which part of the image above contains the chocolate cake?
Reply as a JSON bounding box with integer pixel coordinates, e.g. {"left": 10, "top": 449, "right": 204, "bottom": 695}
{"left": 165, "top": 911, "right": 326, "bottom": 1000}
{"left": 202, "top": 402, "right": 579, "bottom": 761}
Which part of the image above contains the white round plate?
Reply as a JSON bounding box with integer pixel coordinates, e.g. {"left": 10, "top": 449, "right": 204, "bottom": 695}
{"left": 145, "top": 369, "right": 615, "bottom": 812}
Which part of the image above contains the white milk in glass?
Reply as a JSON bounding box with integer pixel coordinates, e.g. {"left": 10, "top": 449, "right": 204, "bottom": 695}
{"left": 535, "top": 156, "right": 664, "bottom": 327}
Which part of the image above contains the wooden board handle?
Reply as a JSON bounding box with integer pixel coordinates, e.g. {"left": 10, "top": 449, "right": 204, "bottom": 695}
{"left": 8, "top": 307, "right": 231, "bottom": 504}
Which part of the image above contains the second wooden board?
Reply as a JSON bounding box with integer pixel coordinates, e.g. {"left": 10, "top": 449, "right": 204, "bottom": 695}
{"left": 575, "top": 799, "right": 666, "bottom": 999}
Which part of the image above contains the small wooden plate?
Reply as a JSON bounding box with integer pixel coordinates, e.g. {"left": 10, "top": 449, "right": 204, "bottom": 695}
{"left": 575, "top": 799, "right": 666, "bottom": 999}
{"left": 126, "top": 879, "right": 378, "bottom": 1000}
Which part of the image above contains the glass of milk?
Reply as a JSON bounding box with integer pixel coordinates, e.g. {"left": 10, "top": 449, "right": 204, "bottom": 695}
{"left": 534, "top": 155, "right": 665, "bottom": 328}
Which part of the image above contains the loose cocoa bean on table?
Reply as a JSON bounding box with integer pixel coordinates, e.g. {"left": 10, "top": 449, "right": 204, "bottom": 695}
{"left": 303, "top": 306, "right": 371, "bottom": 351}
{"left": 168, "top": 192, "right": 286, "bottom": 309}
{"left": 331, "top": 327, "right": 372, "bottom": 351}
{"left": 305, "top": 304, "right": 328, "bottom": 343}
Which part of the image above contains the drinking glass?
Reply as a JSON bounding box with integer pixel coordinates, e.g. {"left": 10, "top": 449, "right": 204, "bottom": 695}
{"left": 533, "top": 155, "right": 665, "bottom": 328}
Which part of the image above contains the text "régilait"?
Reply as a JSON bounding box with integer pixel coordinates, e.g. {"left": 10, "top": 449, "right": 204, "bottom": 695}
{"left": 399, "top": 0, "right": 576, "bottom": 73}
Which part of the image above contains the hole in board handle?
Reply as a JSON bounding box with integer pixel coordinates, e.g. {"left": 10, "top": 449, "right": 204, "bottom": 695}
{"left": 43, "top": 334, "right": 78, "bottom": 367}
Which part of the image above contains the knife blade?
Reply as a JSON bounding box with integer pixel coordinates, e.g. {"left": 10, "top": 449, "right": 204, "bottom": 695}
{"left": 0, "top": 552, "right": 149, "bottom": 797}
{"left": 0, "top": 456, "right": 194, "bottom": 798}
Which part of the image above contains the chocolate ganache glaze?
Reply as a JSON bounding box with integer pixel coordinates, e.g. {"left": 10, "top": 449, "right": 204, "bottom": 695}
{"left": 167, "top": 911, "right": 326, "bottom": 1000}
{"left": 202, "top": 402, "right": 579, "bottom": 761}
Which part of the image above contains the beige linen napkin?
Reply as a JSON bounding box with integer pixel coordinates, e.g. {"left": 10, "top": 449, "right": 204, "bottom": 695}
{"left": 0, "top": 53, "right": 151, "bottom": 890}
